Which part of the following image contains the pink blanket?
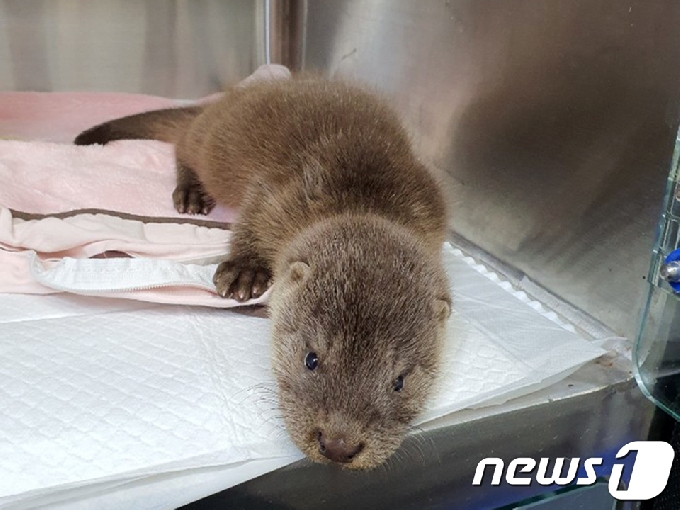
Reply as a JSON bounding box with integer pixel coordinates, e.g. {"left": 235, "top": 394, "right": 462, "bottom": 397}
{"left": 0, "top": 64, "right": 290, "bottom": 306}
{"left": 0, "top": 139, "right": 236, "bottom": 221}
{"left": 0, "top": 92, "right": 178, "bottom": 144}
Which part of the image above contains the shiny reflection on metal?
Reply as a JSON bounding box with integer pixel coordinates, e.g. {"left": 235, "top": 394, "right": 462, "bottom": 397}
{"left": 660, "top": 261, "right": 680, "bottom": 283}
{"left": 264, "top": 0, "right": 271, "bottom": 64}
{"left": 0, "top": 0, "right": 267, "bottom": 98}
{"left": 297, "top": 0, "right": 680, "bottom": 341}
{"left": 267, "top": 0, "right": 306, "bottom": 70}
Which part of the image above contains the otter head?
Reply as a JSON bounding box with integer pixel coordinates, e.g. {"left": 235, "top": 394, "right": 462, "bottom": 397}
{"left": 268, "top": 216, "right": 451, "bottom": 470}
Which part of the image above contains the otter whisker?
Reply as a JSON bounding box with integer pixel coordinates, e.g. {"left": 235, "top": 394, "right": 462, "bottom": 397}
{"left": 403, "top": 438, "right": 427, "bottom": 465}
{"left": 407, "top": 425, "right": 439, "bottom": 464}
{"left": 257, "top": 414, "right": 287, "bottom": 435}
{"left": 378, "top": 460, "right": 391, "bottom": 481}
{"left": 382, "top": 451, "right": 399, "bottom": 477}
{"left": 232, "top": 384, "right": 280, "bottom": 407}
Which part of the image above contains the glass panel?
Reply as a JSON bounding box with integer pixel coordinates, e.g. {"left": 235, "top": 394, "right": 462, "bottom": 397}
{"left": 635, "top": 126, "right": 680, "bottom": 420}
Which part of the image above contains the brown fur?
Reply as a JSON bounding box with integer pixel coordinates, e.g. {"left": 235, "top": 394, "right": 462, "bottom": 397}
{"left": 74, "top": 73, "right": 452, "bottom": 469}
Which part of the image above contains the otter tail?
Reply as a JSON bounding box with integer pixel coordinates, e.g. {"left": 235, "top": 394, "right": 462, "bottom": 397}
{"left": 74, "top": 105, "right": 203, "bottom": 146}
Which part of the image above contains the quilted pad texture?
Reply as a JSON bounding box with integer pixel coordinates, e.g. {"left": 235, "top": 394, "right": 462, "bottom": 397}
{"left": 0, "top": 245, "right": 606, "bottom": 509}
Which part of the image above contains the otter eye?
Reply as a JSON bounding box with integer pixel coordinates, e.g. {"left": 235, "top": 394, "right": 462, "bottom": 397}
{"left": 305, "top": 352, "right": 319, "bottom": 371}
{"left": 393, "top": 375, "right": 404, "bottom": 392}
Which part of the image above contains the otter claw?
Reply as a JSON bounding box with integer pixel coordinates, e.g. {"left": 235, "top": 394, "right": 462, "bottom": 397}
{"left": 214, "top": 260, "right": 271, "bottom": 301}
{"left": 172, "top": 184, "right": 215, "bottom": 215}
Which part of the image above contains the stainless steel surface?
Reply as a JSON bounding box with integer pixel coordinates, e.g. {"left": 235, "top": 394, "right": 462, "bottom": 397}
{"left": 267, "top": 0, "right": 305, "bottom": 70}
{"left": 0, "top": 0, "right": 266, "bottom": 98}
{"left": 296, "top": 0, "right": 680, "bottom": 340}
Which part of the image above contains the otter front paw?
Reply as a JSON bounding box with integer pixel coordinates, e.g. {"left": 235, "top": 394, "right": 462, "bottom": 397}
{"left": 213, "top": 260, "right": 272, "bottom": 301}
{"left": 172, "top": 183, "right": 215, "bottom": 215}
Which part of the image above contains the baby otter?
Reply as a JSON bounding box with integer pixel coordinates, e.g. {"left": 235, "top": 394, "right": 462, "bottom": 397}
{"left": 74, "top": 73, "right": 452, "bottom": 470}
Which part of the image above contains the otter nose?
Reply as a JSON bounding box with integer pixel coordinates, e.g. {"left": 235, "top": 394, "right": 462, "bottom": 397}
{"left": 317, "top": 432, "right": 364, "bottom": 464}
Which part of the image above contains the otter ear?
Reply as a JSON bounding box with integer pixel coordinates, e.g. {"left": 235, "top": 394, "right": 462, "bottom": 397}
{"left": 434, "top": 296, "right": 451, "bottom": 324}
{"left": 285, "top": 261, "right": 311, "bottom": 285}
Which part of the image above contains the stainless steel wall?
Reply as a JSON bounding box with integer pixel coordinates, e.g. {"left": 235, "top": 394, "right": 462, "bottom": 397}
{"left": 1, "top": 0, "right": 679, "bottom": 339}
{"left": 298, "top": 0, "right": 680, "bottom": 339}
{"left": 0, "top": 0, "right": 265, "bottom": 97}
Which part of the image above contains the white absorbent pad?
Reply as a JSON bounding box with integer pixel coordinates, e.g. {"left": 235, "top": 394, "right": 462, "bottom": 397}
{"left": 0, "top": 244, "right": 606, "bottom": 509}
